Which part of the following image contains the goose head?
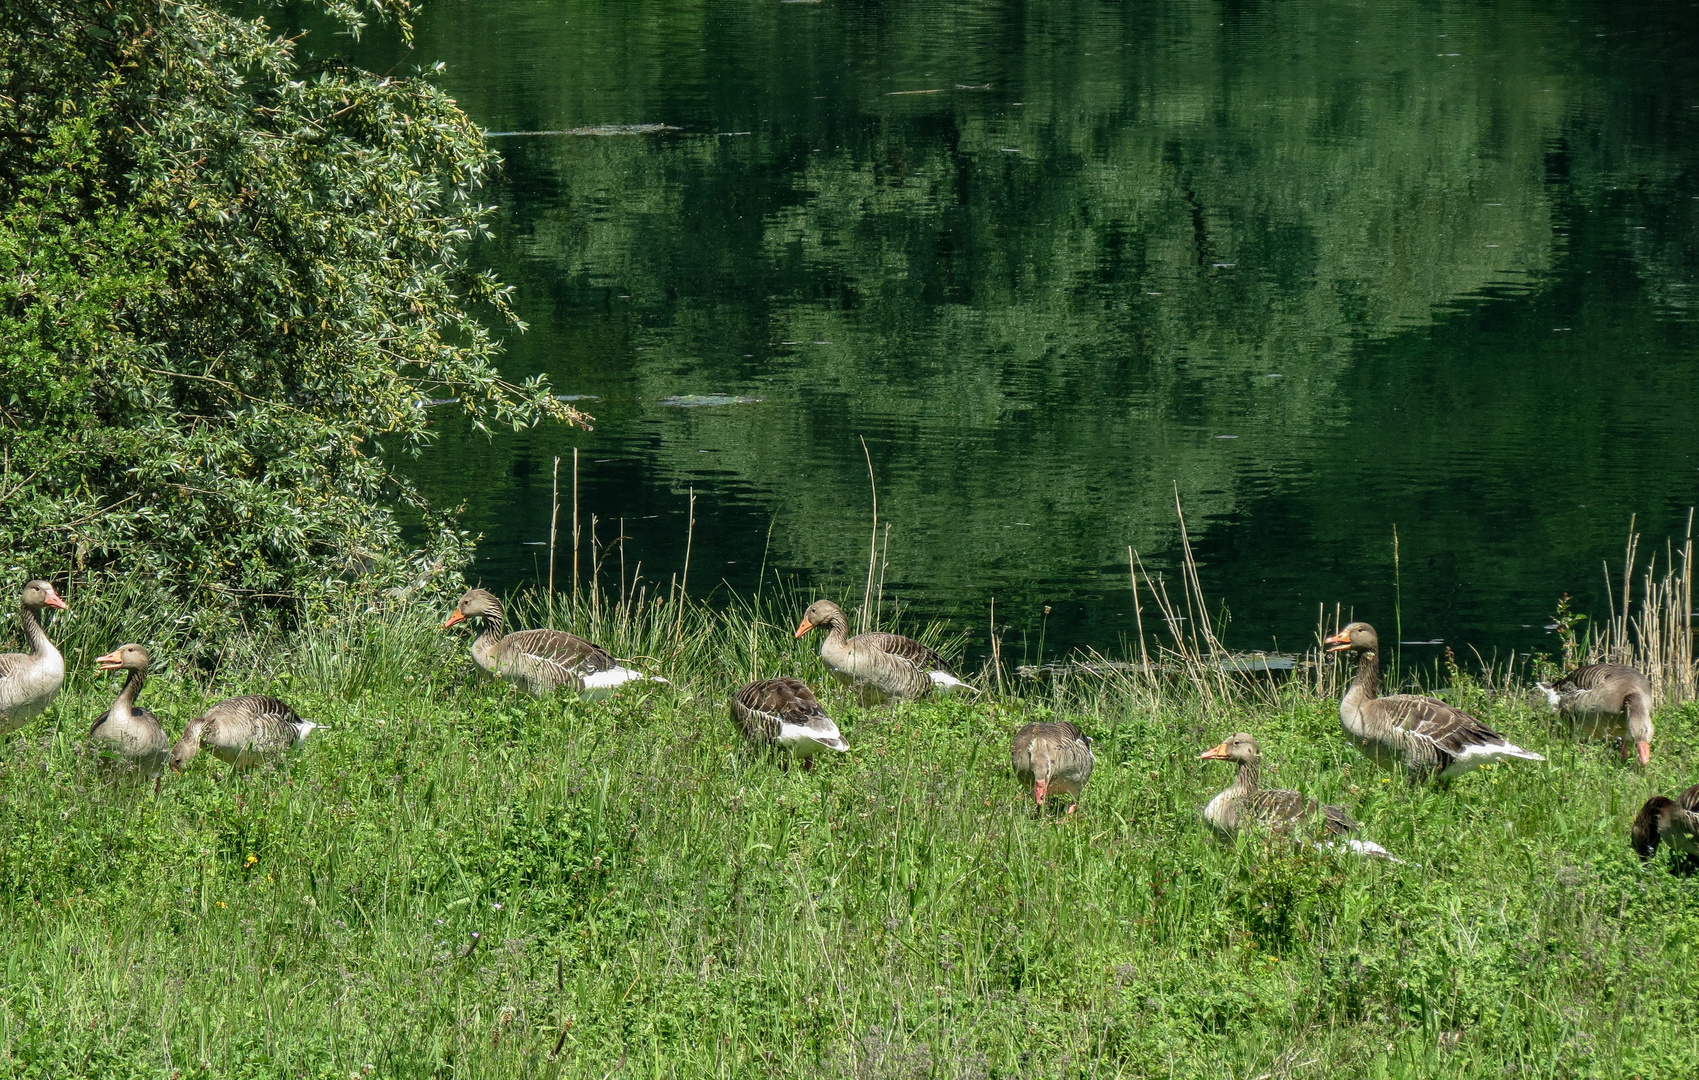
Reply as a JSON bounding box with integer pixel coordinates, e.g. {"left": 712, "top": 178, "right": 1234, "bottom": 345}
{"left": 794, "top": 599, "right": 847, "bottom": 639}
{"left": 96, "top": 643, "right": 151, "bottom": 673}
{"left": 1324, "top": 621, "right": 1379, "bottom": 654}
{"left": 444, "top": 588, "right": 503, "bottom": 630}
{"left": 1199, "top": 731, "right": 1262, "bottom": 765}
{"left": 168, "top": 717, "right": 207, "bottom": 772}
{"left": 21, "top": 580, "right": 67, "bottom": 611}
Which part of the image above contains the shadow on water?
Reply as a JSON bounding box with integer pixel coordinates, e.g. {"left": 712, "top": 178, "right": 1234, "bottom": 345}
{"left": 304, "top": 0, "right": 1699, "bottom": 664}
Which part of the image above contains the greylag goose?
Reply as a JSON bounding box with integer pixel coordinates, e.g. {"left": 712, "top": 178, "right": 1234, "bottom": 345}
{"left": 1631, "top": 783, "right": 1699, "bottom": 870}
{"left": 168, "top": 695, "right": 317, "bottom": 773}
{"left": 1537, "top": 664, "right": 1655, "bottom": 764}
{"left": 1010, "top": 721, "right": 1094, "bottom": 813}
{"left": 1199, "top": 732, "right": 1401, "bottom": 861}
{"left": 0, "top": 580, "right": 68, "bottom": 734}
{"left": 1325, "top": 622, "right": 1543, "bottom": 781}
{"left": 729, "top": 677, "right": 848, "bottom": 767}
{"left": 90, "top": 644, "right": 171, "bottom": 781}
{"left": 445, "top": 589, "right": 662, "bottom": 699}
{"left": 793, "top": 599, "right": 972, "bottom": 704}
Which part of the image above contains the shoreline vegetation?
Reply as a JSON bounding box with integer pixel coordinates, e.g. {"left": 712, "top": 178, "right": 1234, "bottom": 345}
{"left": 4, "top": 533, "right": 1695, "bottom": 1078}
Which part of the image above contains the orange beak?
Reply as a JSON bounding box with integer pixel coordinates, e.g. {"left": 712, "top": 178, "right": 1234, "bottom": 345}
{"left": 1637, "top": 741, "right": 1651, "bottom": 766}
{"left": 95, "top": 649, "right": 124, "bottom": 671}
{"left": 1199, "top": 741, "right": 1230, "bottom": 761}
{"left": 1034, "top": 778, "right": 1048, "bottom": 804}
{"left": 443, "top": 610, "right": 467, "bottom": 629}
{"left": 793, "top": 618, "right": 815, "bottom": 639}
{"left": 1324, "top": 630, "right": 1352, "bottom": 653}
{"left": 43, "top": 586, "right": 67, "bottom": 611}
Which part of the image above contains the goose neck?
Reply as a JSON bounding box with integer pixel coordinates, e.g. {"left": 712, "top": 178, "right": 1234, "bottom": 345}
{"left": 20, "top": 604, "right": 54, "bottom": 657}
{"left": 1350, "top": 648, "right": 1382, "bottom": 702}
{"left": 1232, "top": 758, "right": 1261, "bottom": 796}
{"left": 112, "top": 668, "right": 146, "bottom": 719}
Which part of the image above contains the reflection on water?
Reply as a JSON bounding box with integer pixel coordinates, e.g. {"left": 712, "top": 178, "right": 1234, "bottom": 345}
{"left": 328, "top": 0, "right": 1699, "bottom": 663}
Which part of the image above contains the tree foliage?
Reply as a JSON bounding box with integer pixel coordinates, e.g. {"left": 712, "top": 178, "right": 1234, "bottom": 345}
{"left": 0, "top": 0, "right": 583, "bottom": 623}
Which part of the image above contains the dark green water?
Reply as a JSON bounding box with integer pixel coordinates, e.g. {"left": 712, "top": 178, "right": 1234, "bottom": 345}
{"left": 334, "top": 0, "right": 1699, "bottom": 664}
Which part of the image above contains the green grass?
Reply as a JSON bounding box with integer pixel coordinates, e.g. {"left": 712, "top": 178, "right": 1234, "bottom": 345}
{"left": 2, "top": 594, "right": 1697, "bottom": 1079}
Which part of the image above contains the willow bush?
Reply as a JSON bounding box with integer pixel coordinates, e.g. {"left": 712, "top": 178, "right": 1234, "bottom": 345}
{"left": 0, "top": 0, "right": 582, "bottom": 628}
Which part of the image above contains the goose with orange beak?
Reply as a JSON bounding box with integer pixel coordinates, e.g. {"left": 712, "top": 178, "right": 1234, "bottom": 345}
{"left": 90, "top": 643, "right": 171, "bottom": 782}
{"left": 445, "top": 588, "right": 663, "bottom": 698}
{"left": 1325, "top": 621, "right": 1543, "bottom": 781}
{"left": 1198, "top": 732, "right": 1401, "bottom": 861}
{"left": 793, "top": 599, "right": 973, "bottom": 704}
{"left": 1537, "top": 663, "right": 1654, "bottom": 765}
{"left": 0, "top": 580, "right": 68, "bottom": 734}
{"left": 1011, "top": 721, "right": 1094, "bottom": 814}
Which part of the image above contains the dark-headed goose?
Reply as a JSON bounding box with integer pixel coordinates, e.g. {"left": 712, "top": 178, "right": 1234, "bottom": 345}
{"left": 1011, "top": 721, "right": 1094, "bottom": 813}
{"left": 445, "top": 589, "right": 662, "bottom": 699}
{"left": 793, "top": 599, "right": 972, "bottom": 704}
{"left": 1325, "top": 622, "right": 1543, "bottom": 782}
{"left": 1538, "top": 664, "right": 1655, "bottom": 764}
{"left": 91, "top": 644, "right": 171, "bottom": 782}
{"left": 1632, "top": 783, "right": 1699, "bottom": 871}
{"left": 0, "top": 580, "right": 68, "bottom": 734}
{"left": 1199, "top": 732, "right": 1401, "bottom": 861}
{"left": 729, "top": 677, "right": 848, "bottom": 767}
{"left": 169, "top": 695, "right": 316, "bottom": 773}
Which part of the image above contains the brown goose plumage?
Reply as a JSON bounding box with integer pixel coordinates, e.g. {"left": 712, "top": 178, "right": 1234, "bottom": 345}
{"left": 729, "top": 677, "right": 848, "bottom": 767}
{"left": 1198, "top": 733, "right": 1357, "bottom": 838}
{"left": 1538, "top": 663, "right": 1655, "bottom": 764}
{"left": 793, "top": 599, "right": 972, "bottom": 704}
{"left": 90, "top": 643, "right": 171, "bottom": 781}
{"left": 1631, "top": 783, "right": 1699, "bottom": 870}
{"left": 445, "top": 589, "right": 661, "bottom": 698}
{"left": 1325, "top": 622, "right": 1543, "bottom": 781}
{"left": 169, "top": 695, "right": 316, "bottom": 773}
{"left": 1010, "top": 721, "right": 1094, "bottom": 812}
{"left": 1199, "top": 733, "right": 1401, "bottom": 860}
{"left": 0, "top": 580, "right": 68, "bottom": 734}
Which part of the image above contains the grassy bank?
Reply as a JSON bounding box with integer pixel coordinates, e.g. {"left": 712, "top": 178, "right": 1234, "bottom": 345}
{"left": 2, "top": 592, "right": 1697, "bottom": 1079}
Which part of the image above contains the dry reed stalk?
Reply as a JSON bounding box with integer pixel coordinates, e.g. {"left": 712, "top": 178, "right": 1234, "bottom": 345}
{"left": 859, "top": 436, "right": 878, "bottom": 635}
{"left": 572, "top": 448, "right": 581, "bottom": 604}
{"left": 675, "top": 488, "right": 695, "bottom": 640}
{"left": 1128, "top": 546, "right": 1150, "bottom": 678}
{"left": 548, "top": 455, "right": 560, "bottom": 618}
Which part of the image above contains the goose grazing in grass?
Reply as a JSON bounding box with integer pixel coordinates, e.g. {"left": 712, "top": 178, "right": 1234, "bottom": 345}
{"left": 0, "top": 580, "right": 68, "bottom": 735}
{"left": 91, "top": 644, "right": 171, "bottom": 783}
{"left": 1199, "top": 732, "right": 1401, "bottom": 861}
{"left": 729, "top": 677, "right": 848, "bottom": 768}
{"left": 793, "top": 599, "right": 973, "bottom": 704}
{"left": 169, "top": 695, "right": 316, "bottom": 773}
{"left": 1631, "top": 783, "right": 1699, "bottom": 871}
{"left": 444, "top": 588, "right": 663, "bottom": 699}
{"left": 1537, "top": 663, "right": 1655, "bottom": 764}
{"left": 1010, "top": 721, "right": 1094, "bottom": 813}
{"left": 1325, "top": 622, "right": 1543, "bottom": 782}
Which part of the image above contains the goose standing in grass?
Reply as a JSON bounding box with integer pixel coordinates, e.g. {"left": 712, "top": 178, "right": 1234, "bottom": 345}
{"left": 90, "top": 644, "right": 171, "bottom": 784}
{"left": 793, "top": 599, "right": 972, "bottom": 704}
{"left": 1631, "top": 783, "right": 1699, "bottom": 871}
{"left": 1010, "top": 721, "right": 1094, "bottom": 813}
{"left": 444, "top": 588, "right": 663, "bottom": 699}
{"left": 1324, "top": 622, "right": 1543, "bottom": 782}
{"left": 729, "top": 677, "right": 848, "bottom": 768}
{"left": 1198, "top": 732, "right": 1401, "bottom": 861}
{"left": 1537, "top": 663, "right": 1655, "bottom": 764}
{"left": 0, "top": 580, "right": 68, "bottom": 734}
{"left": 168, "top": 695, "right": 317, "bottom": 773}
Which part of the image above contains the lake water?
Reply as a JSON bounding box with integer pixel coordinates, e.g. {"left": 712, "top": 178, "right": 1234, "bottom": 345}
{"left": 332, "top": 0, "right": 1699, "bottom": 667}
